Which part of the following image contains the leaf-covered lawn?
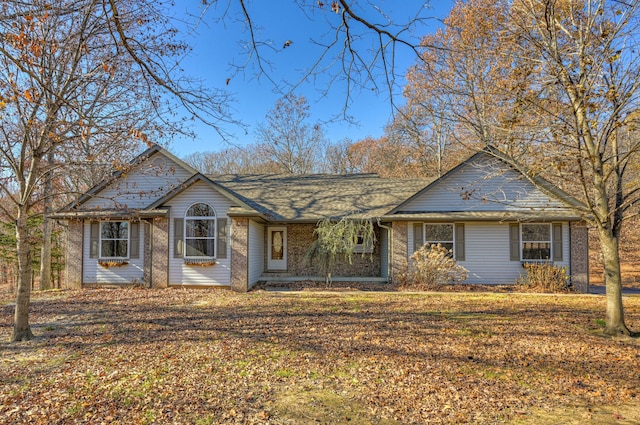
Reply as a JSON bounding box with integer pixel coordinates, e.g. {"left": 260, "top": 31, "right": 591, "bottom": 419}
{"left": 1, "top": 288, "right": 639, "bottom": 424}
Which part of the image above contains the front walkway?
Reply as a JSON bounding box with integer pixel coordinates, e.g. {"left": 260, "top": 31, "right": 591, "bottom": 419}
{"left": 589, "top": 285, "right": 640, "bottom": 295}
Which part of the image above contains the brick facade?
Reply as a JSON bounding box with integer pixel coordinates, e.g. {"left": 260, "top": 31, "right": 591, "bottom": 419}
{"left": 389, "top": 221, "right": 408, "bottom": 284}
{"left": 64, "top": 219, "right": 83, "bottom": 289}
{"left": 143, "top": 221, "right": 151, "bottom": 287}
{"left": 151, "top": 217, "right": 169, "bottom": 288}
{"left": 277, "top": 223, "right": 381, "bottom": 277}
{"left": 231, "top": 218, "right": 249, "bottom": 292}
{"left": 570, "top": 222, "right": 590, "bottom": 293}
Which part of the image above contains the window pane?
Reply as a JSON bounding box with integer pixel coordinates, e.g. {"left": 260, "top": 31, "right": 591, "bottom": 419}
{"left": 522, "top": 224, "right": 550, "bottom": 241}
{"left": 187, "top": 203, "right": 214, "bottom": 217}
{"left": 424, "top": 224, "right": 453, "bottom": 242}
{"left": 185, "top": 238, "right": 215, "bottom": 257}
{"left": 101, "top": 240, "right": 115, "bottom": 257}
{"left": 101, "top": 240, "right": 128, "bottom": 258}
{"left": 186, "top": 219, "right": 215, "bottom": 238}
{"left": 438, "top": 242, "right": 454, "bottom": 253}
{"left": 522, "top": 242, "right": 551, "bottom": 260}
{"left": 115, "top": 240, "right": 128, "bottom": 257}
{"left": 271, "top": 230, "right": 284, "bottom": 260}
{"left": 101, "top": 222, "right": 128, "bottom": 239}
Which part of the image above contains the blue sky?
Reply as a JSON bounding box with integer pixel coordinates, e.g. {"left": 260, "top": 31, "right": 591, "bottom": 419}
{"left": 170, "top": 1, "right": 453, "bottom": 157}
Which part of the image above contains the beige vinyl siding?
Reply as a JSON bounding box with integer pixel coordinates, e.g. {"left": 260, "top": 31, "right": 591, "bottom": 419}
{"left": 82, "top": 220, "right": 145, "bottom": 284}
{"left": 248, "top": 220, "right": 265, "bottom": 288}
{"left": 83, "top": 153, "right": 193, "bottom": 210}
{"left": 408, "top": 222, "right": 570, "bottom": 284}
{"left": 402, "top": 155, "right": 569, "bottom": 213}
{"left": 166, "top": 181, "right": 233, "bottom": 286}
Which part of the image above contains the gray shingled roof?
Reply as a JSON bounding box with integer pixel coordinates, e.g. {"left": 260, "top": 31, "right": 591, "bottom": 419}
{"left": 210, "top": 173, "right": 433, "bottom": 221}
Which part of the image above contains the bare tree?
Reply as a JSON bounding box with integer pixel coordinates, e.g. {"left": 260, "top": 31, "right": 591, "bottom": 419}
{"left": 387, "top": 98, "right": 475, "bottom": 178}
{"left": 0, "top": 0, "right": 232, "bottom": 342}
{"left": 255, "top": 94, "right": 327, "bottom": 174}
{"left": 324, "top": 138, "right": 361, "bottom": 174}
{"left": 214, "top": 1, "right": 432, "bottom": 117}
{"left": 183, "top": 144, "right": 277, "bottom": 174}
{"left": 406, "top": 0, "right": 640, "bottom": 335}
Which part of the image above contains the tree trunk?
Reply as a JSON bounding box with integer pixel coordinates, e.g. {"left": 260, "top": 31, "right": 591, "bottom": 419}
{"left": 12, "top": 211, "right": 34, "bottom": 342}
{"left": 597, "top": 226, "right": 630, "bottom": 336}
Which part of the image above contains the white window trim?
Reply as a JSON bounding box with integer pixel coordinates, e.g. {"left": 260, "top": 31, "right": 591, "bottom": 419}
{"left": 520, "top": 223, "right": 552, "bottom": 262}
{"left": 99, "top": 221, "right": 130, "bottom": 259}
{"left": 184, "top": 202, "right": 217, "bottom": 259}
{"left": 423, "top": 223, "right": 455, "bottom": 256}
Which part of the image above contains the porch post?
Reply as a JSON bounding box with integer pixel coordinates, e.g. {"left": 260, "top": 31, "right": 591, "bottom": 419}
{"left": 570, "top": 222, "right": 590, "bottom": 293}
{"left": 390, "top": 221, "right": 408, "bottom": 285}
{"left": 64, "top": 219, "right": 83, "bottom": 289}
{"left": 231, "top": 217, "right": 249, "bottom": 292}
{"left": 151, "top": 217, "right": 169, "bottom": 288}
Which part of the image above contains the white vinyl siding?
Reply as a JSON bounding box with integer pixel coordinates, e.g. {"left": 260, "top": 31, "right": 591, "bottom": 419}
{"left": 167, "top": 181, "right": 233, "bottom": 286}
{"left": 402, "top": 155, "right": 570, "bottom": 213}
{"left": 83, "top": 220, "right": 144, "bottom": 284}
{"left": 83, "top": 153, "right": 193, "bottom": 210}
{"left": 248, "top": 220, "right": 265, "bottom": 288}
{"left": 408, "top": 221, "right": 570, "bottom": 284}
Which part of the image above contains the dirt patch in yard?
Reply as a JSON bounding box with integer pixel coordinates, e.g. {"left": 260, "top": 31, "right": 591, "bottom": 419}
{"left": 511, "top": 402, "right": 640, "bottom": 425}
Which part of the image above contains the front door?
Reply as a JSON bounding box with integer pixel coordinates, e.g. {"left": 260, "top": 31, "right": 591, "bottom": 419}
{"left": 267, "top": 227, "right": 287, "bottom": 270}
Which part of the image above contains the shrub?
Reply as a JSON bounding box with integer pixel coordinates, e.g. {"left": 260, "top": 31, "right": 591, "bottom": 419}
{"left": 303, "top": 217, "right": 375, "bottom": 286}
{"left": 401, "top": 244, "right": 468, "bottom": 287}
{"left": 517, "top": 262, "right": 570, "bottom": 292}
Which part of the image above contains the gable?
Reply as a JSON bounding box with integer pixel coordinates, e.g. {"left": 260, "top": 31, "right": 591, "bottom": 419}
{"left": 163, "top": 180, "right": 237, "bottom": 217}
{"left": 80, "top": 151, "right": 195, "bottom": 210}
{"left": 396, "top": 153, "right": 573, "bottom": 214}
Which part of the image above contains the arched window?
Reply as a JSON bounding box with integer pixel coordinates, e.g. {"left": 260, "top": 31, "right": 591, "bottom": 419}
{"left": 185, "top": 203, "right": 216, "bottom": 258}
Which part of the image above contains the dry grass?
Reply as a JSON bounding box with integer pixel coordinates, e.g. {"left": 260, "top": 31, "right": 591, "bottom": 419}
{"left": 1, "top": 288, "right": 639, "bottom": 424}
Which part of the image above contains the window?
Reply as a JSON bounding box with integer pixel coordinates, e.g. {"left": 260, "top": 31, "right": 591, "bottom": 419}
{"left": 424, "top": 224, "right": 454, "bottom": 253}
{"left": 100, "top": 221, "right": 129, "bottom": 258}
{"left": 414, "top": 223, "right": 465, "bottom": 261}
{"left": 521, "top": 223, "right": 551, "bottom": 260}
{"left": 185, "top": 203, "right": 216, "bottom": 258}
{"left": 353, "top": 234, "right": 374, "bottom": 254}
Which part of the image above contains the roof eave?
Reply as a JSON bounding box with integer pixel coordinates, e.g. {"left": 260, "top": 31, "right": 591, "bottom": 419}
{"left": 380, "top": 210, "right": 583, "bottom": 222}
{"left": 50, "top": 208, "right": 169, "bottom": 220}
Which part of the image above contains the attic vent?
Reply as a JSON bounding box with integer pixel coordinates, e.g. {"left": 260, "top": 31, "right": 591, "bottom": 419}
{"left": 151, "top": 156, "right": 166, "bottom": 168}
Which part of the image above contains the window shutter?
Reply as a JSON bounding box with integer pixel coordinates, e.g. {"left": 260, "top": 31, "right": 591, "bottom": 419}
{"left": 413, "top": 223, "right": 423, "bottom": 252}
{"left": 90, "top": 222, "right": 99, "bottom": 259}
{"left": 455, "top": 223, "right": 465, "bottom": 261}
{"left": 174, "top": 218, "right": 184, "bottom": 258}
{"left": 509, "top": 223, "right": 520, "bottom": 261}
{"left": 217, "top": 218, "right": 228, "bottom": 259}
{"left": 130, "top": 222, "right": 140, "bottom": 259}
{"left": 553, "top": 223, "right": 563, "bottom": 261}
